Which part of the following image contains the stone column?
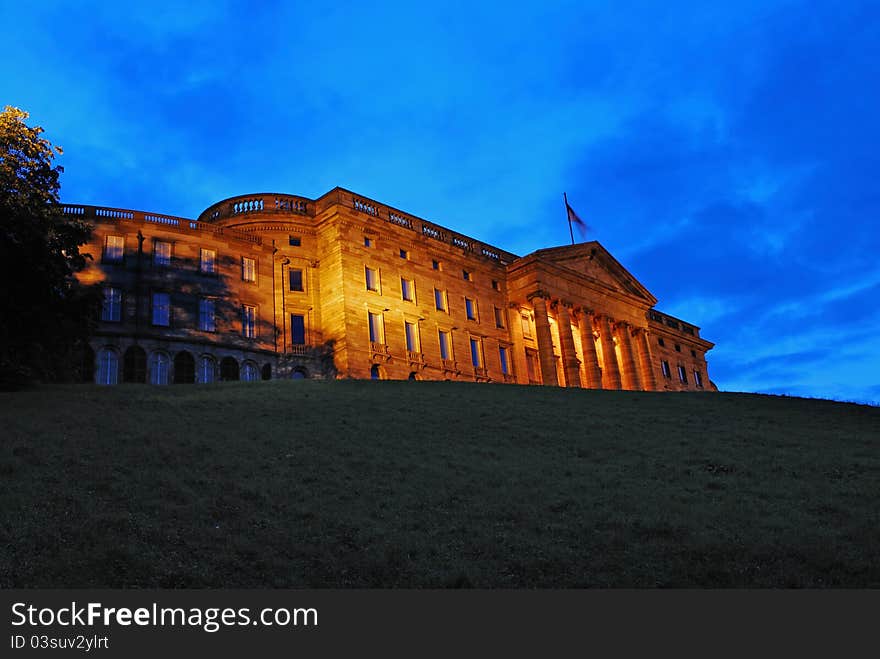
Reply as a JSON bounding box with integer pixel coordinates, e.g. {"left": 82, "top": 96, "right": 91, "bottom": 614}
{"left": 636, "top": 328, "right": 658, "bottom": 391}
{"left": 616, "top": 321, "right": 643, "bottom": 391}
{"left": 576, "top": 308, "right": 603, "bottom": 389}
{"left": 598, "top": 314, "right": 622, "bottom": 390}
{"left": 529, "top": 292, "right": 559, "bottom": 386}
{"left": 508, "top": 303, "right": 530, "bottom": 385}
{"left": 554, "top": 301, "right": 581, "bottom": 388}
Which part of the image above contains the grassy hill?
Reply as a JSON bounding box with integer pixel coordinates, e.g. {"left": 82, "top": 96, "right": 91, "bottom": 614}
{"left": 1, "top": 381, "right": 877, "bottom": 588}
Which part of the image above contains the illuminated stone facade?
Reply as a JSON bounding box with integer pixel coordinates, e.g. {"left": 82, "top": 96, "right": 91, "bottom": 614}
{"left": 71, "top": 187, "right": 714, "bottom": 389}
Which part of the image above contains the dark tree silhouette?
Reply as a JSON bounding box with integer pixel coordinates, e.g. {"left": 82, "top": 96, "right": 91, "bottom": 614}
{"left": 0, "top": 106, "right": 100, "bottom": 387}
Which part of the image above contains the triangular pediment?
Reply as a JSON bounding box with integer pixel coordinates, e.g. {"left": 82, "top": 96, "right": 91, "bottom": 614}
{"left": 528, "top": 242, "right": 656, "bottom": 303}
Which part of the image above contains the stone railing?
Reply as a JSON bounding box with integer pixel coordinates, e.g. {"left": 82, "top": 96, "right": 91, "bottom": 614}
{"left": 346, "top": 193, "right": 517, "bottom": 265}
{"left": 62, "top": 205, "right": 263, "bottom": 246}
{"left": 198, "top": 194, "right": 313, "bottom": 224}
{"left": 287, "top": 345, "right": 310, "bottom": 356}
{"left": 646, "top": 309, "right": 699, "bottom": 338}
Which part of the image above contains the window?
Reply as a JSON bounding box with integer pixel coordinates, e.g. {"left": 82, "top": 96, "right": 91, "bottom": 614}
{"left": 199, "top": 248, "right": 216, "bottom": 274}
{"left": 401, "top": 277, "right": 415, "bottom": 302}
{"left": 494, "top": 306, "right": 505, "bottom": 329}
{"left": 462, "top": 269, "right": 471, "bottom": 281}
{"left": 678, "top": 365, "right": 688, "bottom": 384}
{"left": 492, "top": 279, "right": 500, "bottom": 291}
{"left": 365, "top": 266, "right": 379, "bottom": 292}
{"left": 289, "top": 235, "right": 301, "bottom": 247}
{"left": 291, "top": 314, "right": 306, "bottom": 345}
{"left": 469, "top": 337, "right": 483, "bottom": 368}
{"left": 103, "top": 235, "right": 124, "bottom": 263}
{"left": 242, "top": 362, "right": 259, "bottom": 382}
{"left": 465, "top": 297, "right": 478, "bottom": 321}
{"left": 694, "top": 370, "right": 704, "bottom": 388}
{"left": 368, "top": 311, "right": 384, "bottom": 343}
{"left": 658, "top": 338, "right": 665, "bottom": 347}
{"left": 149, "top": 352, "right": 170, "bottom": 385}
{"left": 101, "top": 287, "right": 122, "bottom": 322}
{"left": 152, "top": 292, "right": 170, "bottom": 326}
{"left": 405, "top": 321, "right": 419, "bottom": 352}
{"left": 364, "top": 236, "right": 373, "bottom": 248}
{"left": 661, "top": 360, "right": 671, "bottom": 378}
{"left": 289, "top": 268, "right": 304, "bottom": 292}
{"left": 242, "top": 257, "right": 256, "bottom": 282}
{"left": 242, "top": 305, "right": 256, "bottom": 338}
{"left": 399, "top": 248, "right": 409, "bottom": 259}
{"left": 97, "top": 348, "right": 118, "bottom": 385}
{"left": 434, "top": 288, "right": 447, "bottom": 312}
{"left": 196, "top": 355, "right": 216, "bottom": 384}
{"left": 198, "top": 298, "right": 215, "bottom": 332}
{"left": 432, "top": 259, "right": 441, "bottom": 270}
{"left": 438, "top": 330, "right": 452, "bottom": 360}
{"left": 521, "top": 313, "right": 532, "bottom": 338}
{"left": 499, "top": 346, "right": 510, "bottom": 374}
{"left": 691, "top": 349, "right": 697, "bottom": 358}
{"left": 153, "top": 240, "right": 171, "bottom": 267}
{"left": 674, "top": 343, "right": 681, "bottom": 352}
{"left": 526, "top": 349, "right": 538, "bottom": 381}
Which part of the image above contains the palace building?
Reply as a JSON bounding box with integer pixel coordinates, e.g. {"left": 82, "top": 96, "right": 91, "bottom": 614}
{"left": 70, "top": 187, "right": 714, "bottom": 390}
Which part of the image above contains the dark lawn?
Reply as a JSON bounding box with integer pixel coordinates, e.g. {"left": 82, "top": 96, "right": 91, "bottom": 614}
{"left": 1, "top": 381, "right": 878, "bottom": 587}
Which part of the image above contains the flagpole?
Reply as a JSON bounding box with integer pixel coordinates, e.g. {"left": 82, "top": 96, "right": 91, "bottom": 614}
{"left": 564, "top": 192, "right": 574, "bottom": 245}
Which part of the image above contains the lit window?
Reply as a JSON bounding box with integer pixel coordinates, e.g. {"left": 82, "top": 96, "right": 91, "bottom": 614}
{"left": 368, "top": 311, "right": 384, "bottom": 343}
{"left": 365, "top": 266, "right": 379, "bottom": 292}
{"left": 405, "top": 321, "right": 419, "bottom": 352}
{"left": 198, "top": 298, "right": 215, "bottom": 332}
{"left": 678, "top": 365, "right": 688, "bottom": 383}
{"left": 242, "top": 257, "right": 256, "bottom": 282}
{"left": 200, "top": 248, "right": 216, "bottom": 274}
{"left": 399, "top": 248, "right": 409, "bottom": 259}
{"left": 153, "top": 240, "right": 171, "bottom": 267}
{"left": 499, "top": 346, "right": 510, "bottom": 374}
{"left": 101, "top": 287, "right": 122, "bottom": 322}
{"left": 465, "top": 298, "right": 478, "bottom": 321}
{"left": 196, "top": 355, "right": 216, "bottom": 384}
{"left": 521, "top": 313, "right": 532, "bottom": 338}
{"left": 494, "top": 306, "right": 505, "bottom": 329}
{"left": 364, "top": 236, "right": 373, "bottom": 248}
{"left": 434, "top": 288, "right": 447, "bottom": 312}
{"left": 289, "top": 268, "right": 304, "bottom": 292}
{"left": 242, "top": 362, "right": 259, "bottom": 382}
{"left": 242, "top": 305, "right": 256, "bottom": 338}
{"left": 401, "top": 277, "right": 415, "bottom": 302}
{"left": 291, "top": 314, "right": 306, "bottom": 345}
{"left": 694, "top": 370, "right": 703, "bottom": 388}
{"left": 492, "top": 280, "right": 500, "bottom": 291}
{"left": 149, "top": 352, "right": 170, "bottom": 385}
{"left": 661, "top": 360, "right": 671, "bottom": 378}
{"left": 462, "top": 270, "right": 471, "bottom": 281}
{"left": 103, "top": 235, "right": 124, "bottom": 263}
{"left": 469, "top": 337, "right": 483, "bottom": 368}
{"left": 432, "top": 259, "right": 441, "bottom": 270}
{"left": 438, "top": 330, "right": 452, "bottom": 360}
{"left": 152, "top": 292, "right": 170, "bottom": 326}
{"left": 289, "top": 235, "right": 301, "bottom": 247}
{"left": 97, "top": 348, "right": 118, "bottom": 385}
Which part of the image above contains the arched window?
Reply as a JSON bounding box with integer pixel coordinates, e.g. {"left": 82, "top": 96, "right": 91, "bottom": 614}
{"left": 173, "top": 351, "right": 195, "bottom": 384}
{"left": 123, "top": 346, "right": 147, "bottom": 383}
{"left": 149, "top": 352, "right": 170, "bottom": 385}
{"left": 291, "top": 368, "right": 307, "bottom": 380}
{"left": 241, "top": 361, "right": 258, "bottom": 382}
{"left": 261, "top": 364, "right": 272, "bottom": 381}
{"left": 370, "top": 364, "right": 380, "bottom": 380}
{"left": 408, "top": 372, "right": 418, "bottom": 381}
{"left": 97, "top": 348, "right": 119, "bottom": 385}
{"left": 220, "top": 357, "right": 239, "bottom": 381}
{"left": 197, "top": 355, "right": 216, "bottom": 384}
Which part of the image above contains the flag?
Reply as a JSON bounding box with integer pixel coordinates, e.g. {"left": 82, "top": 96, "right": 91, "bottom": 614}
{"left": 563, "top": 193, "right": 588, "bottom": 243}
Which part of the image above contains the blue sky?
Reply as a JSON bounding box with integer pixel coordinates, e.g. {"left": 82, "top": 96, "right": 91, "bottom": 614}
{"left": 3, "top": 1, "right": 878, "bottom": 403}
